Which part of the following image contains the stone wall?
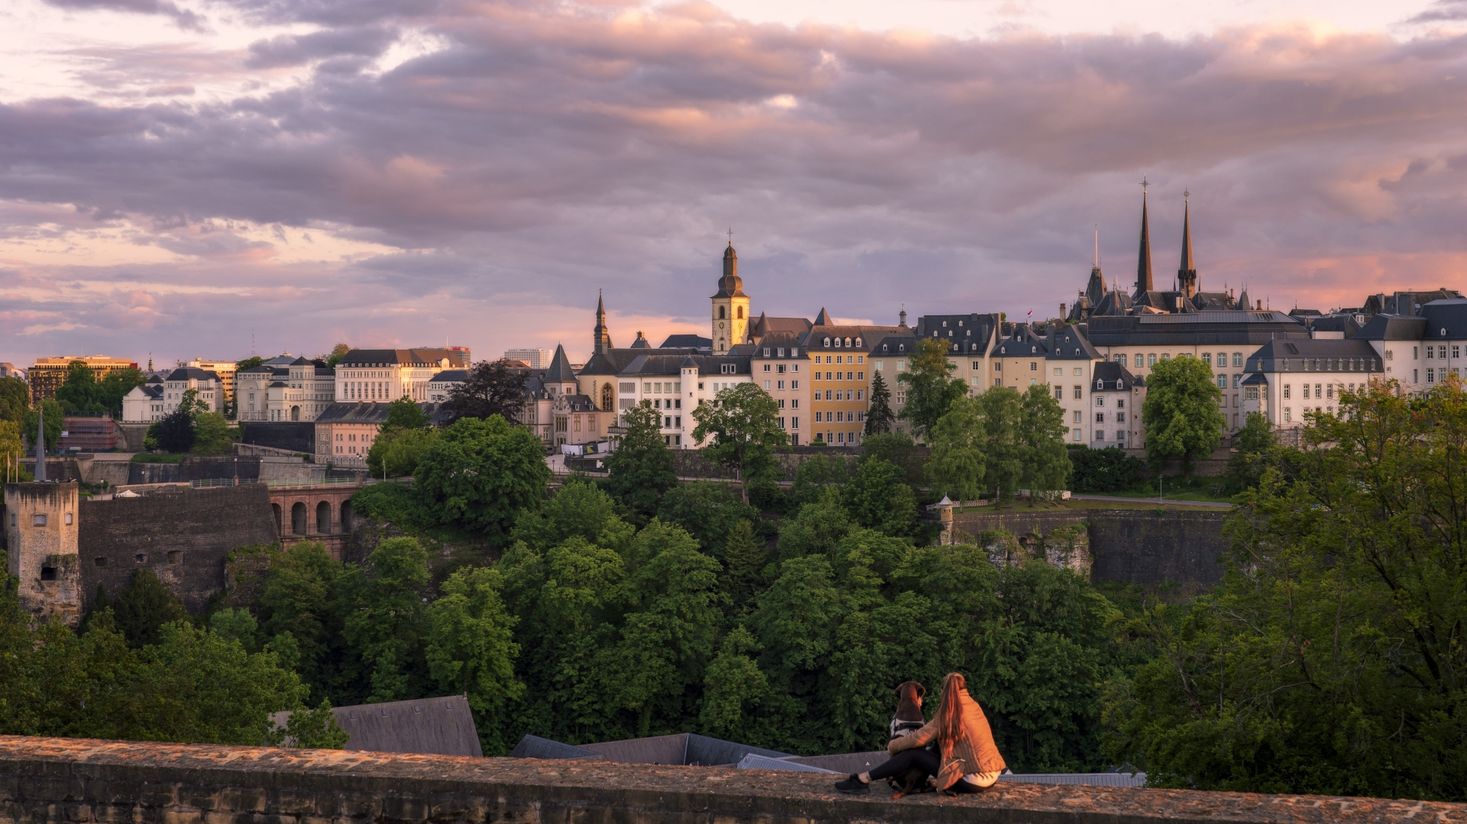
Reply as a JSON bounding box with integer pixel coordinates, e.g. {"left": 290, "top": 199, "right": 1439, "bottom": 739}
{"left": 78, "top": 485, "right": 279, "bottom": 611}
{"left": 948, "top": 508, "right": 1232, "bottom": 590}
{"left": 0, "top": 736, "right": 1451, "bottom": 824}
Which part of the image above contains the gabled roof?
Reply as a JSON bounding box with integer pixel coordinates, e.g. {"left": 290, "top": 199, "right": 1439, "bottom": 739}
{"left": 1046, "top": 325, "right": 1100, "bottom": 361}
{"left": 870, "top": 334, "right": 918, "bottom": 356}
{"left": 814, "top": 307, "right": 833, "bottom": 326}
{"left": 659, "top": 333, "right": 713, "bottom": 351}
{"left": 1092, "top": 360, "right": 1140, "bottom": 390}
{"left": 914, "top": 313, "right": 1000, "bottom": 355}
{"left": 1420, "top": 299, "right": 1467, "bottom": 340}
{"left": 1353, "top": 313, "right": 1427, "bottom": 342}
{"left": 316, "top": 402, "right": 449, "bottom": 425}
{"left": 748, "top": 313, "right": 812, "bottom": 340}
{"left": 1086, "top": 310, "right": 1307, "bottom": 347}
{"left": 328, "top": 695, "right": 482, "bottom": 757}
{"left": 807, "top": 324, "right": 905, "bottom": 353}
{"left": 336, "top": 348, "right": 470, "bottom": 368}
{"left": 165, "top": 367, "right": 220, "bottom": 382}
{"left": 428, "top": 369, "right": 469, "bottom": 383}
{"left": 1242, "top": 338, "right": 1383, "bottom": 373}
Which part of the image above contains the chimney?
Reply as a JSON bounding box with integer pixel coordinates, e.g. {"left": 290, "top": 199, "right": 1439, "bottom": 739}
{"left": 1256, "top": 299, "right": 1263, "bottom": 311}
{"left": 1060, "top": 303, "right": 1068, "bottom": 320}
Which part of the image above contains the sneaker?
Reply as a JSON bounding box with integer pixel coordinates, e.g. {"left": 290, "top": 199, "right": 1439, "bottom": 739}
{"left": 834, "top": 774, "right": 870, "bottom": 795}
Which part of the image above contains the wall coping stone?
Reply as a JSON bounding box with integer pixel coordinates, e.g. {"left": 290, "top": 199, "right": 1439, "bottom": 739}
{"left": 3, "top": 736, "right": 1465, "bottom": 823}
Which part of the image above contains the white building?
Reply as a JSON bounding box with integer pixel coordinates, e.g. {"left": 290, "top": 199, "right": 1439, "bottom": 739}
{"left": 335, "top": 348, "right": 471, "bottom": 404}
{"left": 236, "top": 358, "right": 335, "bottom": 422}
{"left": 121, "top": 377, "right": 167, "bottom": 423}
{"left": 163, "top": 367, "right": 223, "bottom": 415}
{"left": 1240, "top": 339, "right": 1384, "bottom": 429}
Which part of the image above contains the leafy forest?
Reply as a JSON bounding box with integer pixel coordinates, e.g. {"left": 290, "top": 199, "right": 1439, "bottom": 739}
{"left": 2, "top": 357, "right": 1465, "bottom": 802}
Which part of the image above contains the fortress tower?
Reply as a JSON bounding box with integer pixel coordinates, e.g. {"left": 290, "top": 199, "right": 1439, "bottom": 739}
{"left": 4, "top": 481, "right": 82, "bottom": 625}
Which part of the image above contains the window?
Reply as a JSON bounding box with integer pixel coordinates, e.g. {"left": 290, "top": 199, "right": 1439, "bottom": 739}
{"left": 1095, "top": 430, "right": 1105, "bottom": 441}
{"left": 1284, "top": 385, "right": 1292, "bottom": 400}
{"left": 1072, "top": 410, "right": 1081, "bottom": 423}
{"left": 1072, "top": 428, "right": 1081, "bottom": 442}
{"left": 1233, "top": 353, "right": 1242, "bottom": 368}
{"left": 1095, "top": 396, "right": 1105, "bottom": 407}
{"left": 1054, "top": 386, "right": 1063, "bottom": 401}
{"left": 1134, "top": 354, "right": 1144, "bottom": 368}
{"left": 1202, "top": 353, "right": 1212, "bottom": 366}
{"left": 1147, "top": 354, "right": 1157, "bottom": 367}
{"left": 1315, "top": 384, "right": 1322, "bottom": 399}
{"left": 1232, "top": 375, "right": 1240, "bottom": 388}
{"left": 1029, "top": 362, "right": 1037, "bottom": 372}
{"left": 1095, "top": 412, "right": 1105, "bottom": 423}
{"left": 32, "top": 513, "right": 47, "bottom": 527}
{"left": 1116, "top": 412, "right": 1125, "bottom": 423}
{"left": 1216, "top": 375, "right": 1226, "bottom": 389}
{"left": 65, "top": 512, "right": 73, "bottom": 526}
{"left": 1073, "top": 385, "right": 1082, "bottom": 400}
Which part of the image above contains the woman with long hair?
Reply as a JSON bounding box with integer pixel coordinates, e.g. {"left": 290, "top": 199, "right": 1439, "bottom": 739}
{"left": 834, "top": 672, "right": 1006, "bottom": 796}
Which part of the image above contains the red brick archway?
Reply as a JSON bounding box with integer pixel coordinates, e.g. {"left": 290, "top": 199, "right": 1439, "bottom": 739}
{"left": 265, "top": 483, "right": 363, "bottom": 560}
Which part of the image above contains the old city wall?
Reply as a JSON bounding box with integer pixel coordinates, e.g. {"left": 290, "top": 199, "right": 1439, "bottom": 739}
{"left": 78, "top": 485, "right": 279, "bottom": 611}
{"left": 948, "top": 508, "right": 1231, "bottom": 590}
{"left": 0, "top": 736, "right": 1449, "bottom": 824}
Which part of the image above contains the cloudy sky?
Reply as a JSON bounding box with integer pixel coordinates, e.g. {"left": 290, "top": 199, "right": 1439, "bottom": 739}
{"left": 2, "top": 0, "right": 1466, "bottom": 367}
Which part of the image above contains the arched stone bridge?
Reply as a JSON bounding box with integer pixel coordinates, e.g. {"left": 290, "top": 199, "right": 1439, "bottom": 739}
{"left": 265, "top": 482, "right": 364, "bottom": 560}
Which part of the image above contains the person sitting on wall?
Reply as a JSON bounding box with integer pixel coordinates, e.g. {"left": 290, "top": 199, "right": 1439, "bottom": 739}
{"left": 834, "top": 672, "right": 1006, "bottom": 796}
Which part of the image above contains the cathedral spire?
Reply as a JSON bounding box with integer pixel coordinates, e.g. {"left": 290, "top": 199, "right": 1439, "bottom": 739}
{"left": 593, "top": 290, "right": 614, "bottom": 356}
{"left": 1136, "top": 179, "right": 1154, "bottom": 296}
{"left": 1178, "top": 190, "right": 1198, "bottom": 300}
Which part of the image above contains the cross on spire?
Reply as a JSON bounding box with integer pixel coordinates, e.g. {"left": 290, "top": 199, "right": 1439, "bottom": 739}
{"left": 727, "top": 227, "right": 733, "bottom": 245}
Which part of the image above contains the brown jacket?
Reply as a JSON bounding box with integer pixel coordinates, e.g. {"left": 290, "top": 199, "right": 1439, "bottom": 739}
{"left": 888, "top": 691, "right": 1006, "bottom": 790}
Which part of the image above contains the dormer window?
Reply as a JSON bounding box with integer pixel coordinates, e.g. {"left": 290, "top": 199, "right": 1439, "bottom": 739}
{"left": 824, "top": 337, "right": 831, "bottom": 347}
{"left": 1096, "top": 379, "right": 1103, "bottom": 390}
{"left": 854, "top": 337, "right": 862, "bottom": 347}
{"left": 844, "top": 337, "right": 853, "bottom": 347}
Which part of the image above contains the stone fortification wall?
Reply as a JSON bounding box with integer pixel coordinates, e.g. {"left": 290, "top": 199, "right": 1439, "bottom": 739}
{"left": 239, "top": 422, "right": 316, "bottom": 454}
{"left": 0, "top": 736, "right": 1451, "bottom": 824}
{"left": 78, "top": 485, "right": 279, "bottom": 611}
{"left": 948, "top": 508, "right": 1231, "bottom": 590}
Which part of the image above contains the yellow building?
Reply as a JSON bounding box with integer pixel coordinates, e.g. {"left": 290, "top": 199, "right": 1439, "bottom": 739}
{"left": 186, "top": 359, "right": 240, "bottom": 402}
{"left": 27, "top": 355, "right": 138, "bottom": 404}
{"left": 711, "top": 243, "right": 750, "bottom": 354}
{"left": 751, "top": 331, "right": 811, "bottom": 445}
{"left": 807, "top": 310, "right": 904, "bottom": 447}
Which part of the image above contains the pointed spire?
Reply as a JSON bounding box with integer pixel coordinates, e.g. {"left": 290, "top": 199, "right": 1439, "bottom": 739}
{"left": 593, "top": 291, "right": 614, "bottom": 356}
{"left": 814, "top": 307, "right": 832, "bottom": 326}
{"left": 1136, "top": 179, "right": 1154, "bottom": 296}
{"left": 34, "top": 402, "right": 47, "bottom": 483}
{"left": 546, "top": 343, "right": 575, "bottom": 383}
{"left": 1093, "top": 225, "right": 1100, "bottom": 269}
{"left": 1178, "top": 190, "right": 1198, "bottom": 300}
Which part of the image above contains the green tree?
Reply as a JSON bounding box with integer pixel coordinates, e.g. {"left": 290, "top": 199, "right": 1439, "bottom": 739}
{"left": 606, "top": 402, "right": 677, "bottom": 521}
{"left": 789, "top": 454, "right": 847, "bottom": 508}
{"left": 383, "top": 395, "right": 429, "bottom": 431}
{"left": 1019, "top": 384, "right": 1071, "bottom": 499}
{"left": 415, "top": 415, "right": 550, "bottom": 540}
{"left": 55, "top": 361, "right": 104, "bottom": 415}
{"left": 0, "top": 420, "right": 26, "bottom": 483}
{"left": 0, "top": 376, "right": 31, "bottom": 426}
{"left": 1109, "top": 380, "right": 1467, "bottom": 800}
{"left": 340, "top": 537, "right": 431, "bottom": 703}
{"left": 22, "top": 399, "right": 63, "bottom": 452}
{"left": 864, "top": 371, "right": 896, "bottom": 435}
{"left": 426, "top": 566, "right": 524, "bottom": 753}
{"left": 776, "top": 487, "right": 854, "bottom": 561}
{"left": 191, "top": 411, "right": 236, "bottom": 455}
{"left": 1142, "top": 355, "right": 1224, "bottom": 472}
{"left": 254, "top": 542, "right": 345, "bottom": 700}
{"left": 324, "top": 343, "right": 351, "bottom": 367}
{"left": 1222, "top": 412, "right": 1277, "bottom": 494}
{"left": 109, "top": 568, "right": 189, "bottom": 648}
{"left": 366, "top": 427, "right": 438, "bottom": 478}
{"left": 898, "top": 338, "right": 967, "bottom": 439}
{"left": 927, "top": 395, "right": 985, "bottom": 500}
{"left": 1067, "top": 445, "right": 1145, "bottom": 492}
{"left": 655, "top": 481, "right": 759, "bottom": 562}
{"left": 691, "top": 383, "right": 787, "bottom": 502}
{"left": 513, "top": 479, "right": 631, "bottom": 552}
{"left": 147, "top": 389, "right": 208, "bottom": 453}
{"left": 235, "top": 356, "right": 264, "bottom": 371}
{"left": 698, "top": 626, "right": 770, "bottom": 741}
{"left": 861, "top": 431, "right": 924, "bottom": 486}
{"left": 843, "top": 457, "right": 918, "bottom": 538}
{"left": 978, "top": 386, "right": 1024, "bottom": 500}
{"left": 283, "top": 699, "right": 349, "bottom": 749}
{"left": 97, "top": 367, "right": 146, "bottom": 418}
{"left": 722, "top": 520, "right": 768, "bottom": 608}
{"left": 443, "top": 359, "right": 527, "bottom": 424}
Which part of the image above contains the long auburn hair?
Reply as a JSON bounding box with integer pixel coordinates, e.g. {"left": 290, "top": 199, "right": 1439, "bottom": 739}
{"left": 934, "top": 672, "right": 970, "bottom": 759}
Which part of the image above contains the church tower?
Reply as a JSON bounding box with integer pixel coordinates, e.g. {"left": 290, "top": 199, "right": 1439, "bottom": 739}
{"left": 4, "top": 410, "right": 81, "bottom": 626}
{"left": 711, "top": 241, "right": 750, "bottom": 354}
{"left": 1177, "top": 192, "right": 1198, "bottom": 300}
{"left": 593, "top": 291, "right": 614, "bottom": 356}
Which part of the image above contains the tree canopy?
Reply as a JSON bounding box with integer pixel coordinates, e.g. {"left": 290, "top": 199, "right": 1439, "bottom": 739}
{"left": 415, "top": 415, "right": 549, "bottom": 540}
{"left": 606, "top": 401, "right": 678, "bottom": 521}
{"left": 443, "top": 360, "right": 527, "bottom": 424}
{"left": 691, "top": 383, "right": 787, "bottom": 501}
{"left": 864, "top": 371, "right": 895, "bottom": 435}
{"left": 898, "top": 338, "right": 967, "bottom": 439}
{"left": 1142, "top": 355, "right": 1224, "bottom": 471}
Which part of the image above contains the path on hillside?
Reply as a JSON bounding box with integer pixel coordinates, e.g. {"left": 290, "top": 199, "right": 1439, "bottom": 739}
{"left": 1069, "top": 494, "right": 1234, "bottom": 510}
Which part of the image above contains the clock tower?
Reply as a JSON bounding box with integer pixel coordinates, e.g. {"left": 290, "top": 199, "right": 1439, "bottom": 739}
{"left": 711, "top": 241, "right": 750, "bottom": 354}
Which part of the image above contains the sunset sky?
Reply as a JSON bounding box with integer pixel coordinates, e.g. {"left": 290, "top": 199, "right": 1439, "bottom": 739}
{"left": 2, "top": 0, "right": 1466, "bottom": 366}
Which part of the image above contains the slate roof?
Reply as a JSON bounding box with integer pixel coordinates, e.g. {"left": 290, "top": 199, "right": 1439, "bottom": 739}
{"left": 1353, "top": 314, "right": 1427, "bottom": 341}
{"left": 336, "top": 348, "right": 470, "bottom": 368}
{"left": 329, "top": 695, "right": 482, "bottom": 757}
{"left": 1242, "top": 339, "right": 1383, "bottom": 373}
{"left": 629, "top": 332, "right": 652, "bottom": 349}
{"left": 428, "top": 369, "right": 468, "bottom": 383}
{"left": 1092, "top": 360, "right": 1141, "bottom": 390}
{"left": 750, "top": 331, "right": 808, "bottom": 359}
{"left": 316, "top": 402, "right": 449, "bottom": 425}
{"left": 132, "top": 384, "right": 164, "bottom": 400}
{"left": 509, "top": 735, "right": 599, "bottom": 760}
{"left": 915, "top": 313, "right": 1000, "bottom": 355}
{"left": 1085, "top": 311, "right": 1307, "bottom": 347}
{"left": 807, "top": 324, "right": 906, "bottom": 354}
{"left": 511, "top": 733, "right": 787, "bottom": 767}
{"left": 545, "top": 344, "right": 577, "bottom": 382}
{"left": 1420, "top": 299, "right": 1467, "bottom": 340}
{"left": 659, "top": 334, "right": 713, "bottom": 351}
{"left": 869, "top": 333, "right": 918, "bottom": 356}
{"left": 1046, "top": 325, "right": 1100, "bottom": 361}
{"left": 579, "top": 347, "right": 702, "bottom": 376}
{"left": 748, "top": 313, "right": 813, "bottom": 340}
{"left": 991, "top": 325, "right": 1048, "bottom": 358}
{"left": 165, "top": 367, "right": 220, "bottom": 382}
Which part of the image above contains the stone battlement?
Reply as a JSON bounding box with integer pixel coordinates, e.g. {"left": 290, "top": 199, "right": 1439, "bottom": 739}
{"left": 1, "top": 736, "right": 1461, "bottom": 823}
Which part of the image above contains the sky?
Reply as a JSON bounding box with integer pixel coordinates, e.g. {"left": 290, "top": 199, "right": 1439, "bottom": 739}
{"left": 2, "top": 0, "right": 1466, "bottom": 367}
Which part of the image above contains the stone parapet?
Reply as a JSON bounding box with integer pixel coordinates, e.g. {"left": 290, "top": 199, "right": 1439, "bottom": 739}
{"left": 1, "top": 736, "right": 1462, "bottom": 823}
